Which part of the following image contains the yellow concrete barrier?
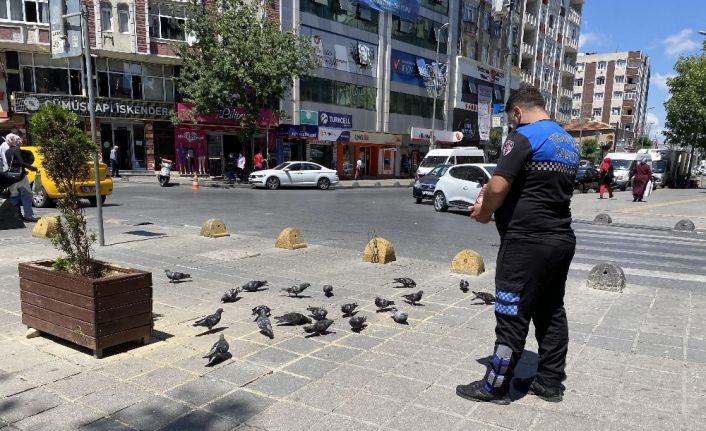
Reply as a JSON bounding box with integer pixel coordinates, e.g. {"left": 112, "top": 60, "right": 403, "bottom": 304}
{"left": 200, "top": 219, "right": 230, "bottom": 238}
{"left": 32, "top": 216, "right": 59, "bottom": 239}
{"left": 450, "top": 249, "right": 485, "bottom": 275}
{"left": 275, "top": 227, "right": 307, "bottom": 250}
{"left": 362, "top": 237, "right": 396, "bottom": 264}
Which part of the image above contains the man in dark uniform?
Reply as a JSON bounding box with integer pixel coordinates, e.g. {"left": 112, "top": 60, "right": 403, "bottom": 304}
{"left": 456, "top": 86, "right": 580, "bottom": 404}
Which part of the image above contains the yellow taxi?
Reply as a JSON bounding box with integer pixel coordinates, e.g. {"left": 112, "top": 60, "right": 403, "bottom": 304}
{"left": 23, "top": 146, "right": 113, "bottom": 208}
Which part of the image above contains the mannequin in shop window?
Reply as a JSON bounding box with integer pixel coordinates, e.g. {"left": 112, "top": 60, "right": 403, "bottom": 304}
{"left": 198, "top": 144, "right": 206, "bottom": 175}
{"left": 178, "top": 146, "right": 187, "bottom": 174}
{"left": 186, "top": 146, "right": 195, "bottom": 174}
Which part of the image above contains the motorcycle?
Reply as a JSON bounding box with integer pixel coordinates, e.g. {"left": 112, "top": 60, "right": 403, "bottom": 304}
{"left": 158, "top": 158, "right": 173, "bottom": 187}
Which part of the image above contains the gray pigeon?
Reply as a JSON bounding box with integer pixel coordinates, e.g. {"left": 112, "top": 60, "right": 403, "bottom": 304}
{"left": 255, "top": 309, "right": 274, "bottom": 339}
{"left": 203, "top": 333, "right": 229, "bottom": 366}
{"left": 282, "top": 283, "right": 310, "bottom": 297}
{"left": 349, "top": 315, "right": 367, "bottom": 331}
{"left": 193, "top": 308, "right": 223, "bottom": 332}
{"left": 323, "top": 285, "right": 334, "bottom": 297}
{"left": 307, "top": 306, "right": 328, "bottom": 321}
{"left": 402, "top": 290, "right": 424, "bottom": 305}
{"left": 304, "top": 318, "right": 334, "bottom": 335}
{"left": 393, "top": 277, "right": 416, "bottom": 288}
{"left": 472, "top": 291, "right": 496, "bottom": 305}
{"left": 274, "top": 312, "right": 312, "bottom": 326}
{"left": 390, "top": 308, "right": 408, "bottom": 324}
{"left": 221, "top": 288, "right": 240, "bottom": 303}
{"left": 341, "top": 303, "right": 358, "bottom": 316}
{"left": 251, "top": 305, "right": 272, "bottom": 317}
{"left": 459, "top": 280, "right": 470, "bottom": 293}
{"left": 241, "top": 280, "right": 268, "bottom": 292}
{"left": 165, "top": 269, "right": 191, "bottom": 283}
{"left": 375, "top": 297, "right": 395, "bottom": 311}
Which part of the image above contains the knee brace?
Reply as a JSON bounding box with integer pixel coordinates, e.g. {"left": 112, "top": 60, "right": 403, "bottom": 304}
{"left": 484, "top": 344, "right": 513, "bottom": 393}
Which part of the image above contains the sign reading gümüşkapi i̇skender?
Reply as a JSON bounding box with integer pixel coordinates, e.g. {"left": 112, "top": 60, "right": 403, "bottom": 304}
{"left": 13, "top": 93, "right": 174, "bottom": 120}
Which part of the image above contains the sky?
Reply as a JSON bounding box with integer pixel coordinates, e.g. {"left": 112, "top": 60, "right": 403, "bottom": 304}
{"left": 577, "top": 0, "right": 706, "bottom": 143}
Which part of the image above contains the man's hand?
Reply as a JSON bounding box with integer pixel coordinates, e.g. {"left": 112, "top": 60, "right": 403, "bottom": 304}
{"left": 469, "top": 204, "right": 492, "bottom": 223}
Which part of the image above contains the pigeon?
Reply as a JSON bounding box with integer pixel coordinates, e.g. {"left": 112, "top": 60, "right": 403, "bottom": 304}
{"left": 192, "top": 308, "right": 223, "bottom": 332}
{"left": 471, "top": 291, "right": 496, "bottom": 305}
{"left": 307, "top": 306, "right": 328, "bottom": 321}
{"left": 341, "top": 303, "right": 359, "bottom": 316}
{"left": 323, "top": 285, "right": 334, "bottom": 297}
{"left": 165, "top": 269, "right": 191, "bottom": 283}
{"left": 390, "top": 308, "right": 408, "bottom": 324}
{"left": 203, "top": 333, "right": 229, "bottom": 366}
{"left": 255, "top": 308, "right": 274, "bottom": 339}
{"left": 459, "top": 279, "right": 470, "bottom": 293}
{"left": 349, "top": 315, "right": 367, "bottom": 331}
{"left": 304, "top": 318, "right": 334, "bottom": 335}
{"left": 274, "top": 312, "right": 312, "bottom": 326}
{"left": 402, "top": 290, "right": 424, "bottom": 306}
{"left": 221, "top": 288, "right": 240, "bottom": 303}
{"left": 393, "top": 277, "right": 416, "bottom": 288}
{"left": 241, "top": 280, "right": 268, "bottom": 292}
{"left": 375, "top": 297, "right": 395, "bottom": 312}
{"left": 251, "top": 305, "right": 272, "bottom": 317}
{"left": 282, "top": 283, "right": 310, "bottom": 297}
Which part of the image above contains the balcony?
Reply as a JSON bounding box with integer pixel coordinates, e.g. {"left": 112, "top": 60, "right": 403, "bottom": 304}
{"left": 564, "top": 37, "right": 578, "bottom": 51}
{"left": 560, "top": 88, "right": 572, "bottom": 99}
{"left": 568, "top": 8, "right": 581, "bottom": 26}
{"left": 522, "top": 42, "right": 535, "bottom": 57}
{"left": 561, "top": 63, "right": 576, "bottom": 75}
{"left": 524, "top": 13, "right": 538, "bottom": 28}
{"left": 522, "top": 71, "right": 534, "bottom": 84}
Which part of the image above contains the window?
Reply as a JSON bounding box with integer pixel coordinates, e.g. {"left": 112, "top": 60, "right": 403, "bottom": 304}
{"left": 597, "top": 61, "right": 606, "bottom": 69}
{"left": 572, "top": 93, "right": 581, "bottom": 101}
{"left": 301, "top": 0, "right": 379, "bottom": 34}
{"left": 463, "top": 3, "right": 476, "bottom": 22}
{"left": 100, "top": 3, "right": 112, "bottom": 32}
{"left": 149, "top": 3, "right": 186, "bottom": 41}
{"left": 481, "top": 45, "right": 488, "bottom": 63}
{"left": 594, "top": 92, "right": 603, "bottom": 101}
{"left": 574, "top": 78, "right": 583, "bottom": 86}
{"left": 613, "top": 91, "right": 623, "bottom": 99}
{"left": 616, "top": 59, "right": 626, "bottom": 68}
{"left": 483, "top": 11, "right": 490, "bottom": 32}
{"left": 118, "top": 4, "right": 129, "bottom": 33}
{"left": 548, "top": 14, "right": 554, "bottom": 28}
{"left": 1, "top": 0, "right": 48, "bottom": 22}
{"left": 614, "top": 75, "right": 624, "bottom": 84}
{"left": 592, "top": 108, "right": 602, "bottom": 117}
{"left": 576, "top": 62, "right": 584, "bottom": 72}
{"left": 18, "top": 55, "right": 82, "bottom": 95}
{"left": 491, "top": 50, "right": 500, "bottom": 68}
{"left": 300, "top": 76, "right": 376, "bottom": 111}
{"left": 571, "top": 109, "right": 580, "bottom": 116}
{"left": 389, "top": 91, "right": 443, "bottom": 119}
{"left": 624, "top": 91, "right": 636, "bottom": 100}
{"left": 611, "top": 107, "right": 621, "bottom": 115}
{"left": 596, "top": 76, "right": 605, "bottom": 85}
{"left": 422, "top": 0, "right": 448, "bottom": 14}
{"left": 392, "top": 15, "right": 447, "bottom": 52}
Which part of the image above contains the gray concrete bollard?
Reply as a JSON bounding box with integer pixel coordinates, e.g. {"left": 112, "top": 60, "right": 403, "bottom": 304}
{"left": 394, "top": 181, "right": 401, "bottom": 187}
{"left": 593, "top": 213, "right": 612, "bottom": 225}
{"left": 587, "top": 263, "right": 626, "bottom": 292}
{"left": 374, "top": 182, "right": 382, "bottom": 187}
{"left": 674, "top": 219, "right": 696, "bottom": 232}
{"left": 351, "top": 182, "right": 360, "bottom": 188}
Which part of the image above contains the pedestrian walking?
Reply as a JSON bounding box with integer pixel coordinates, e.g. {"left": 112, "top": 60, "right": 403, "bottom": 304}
{"left": 224, "top": 153, "right": 237, "bottom": 184}
{"left": 354, "top": 157, "right": 362, "bottom": 180}
{"left": 457, "top": 86, "right": 579, "bottom": 404}
{"left": 630, "top": 158, "right": 652, "bottom": 202}
{"left": 186, "top": 146, "right": 195, "bottom": 174}
{"left": 236, "top": 152, "right": 246, "bottom": 183}
{"left": 254, "top": 150, "right": 264, "bottom": 171}
{"left": 3, "top": 133, "right": 39, "bottom": 222}
{"left": 109, "top": 145, "right": 120, "bottom": 177}
{"left": 598, "top": 156, "right": 614, "bottom": 199}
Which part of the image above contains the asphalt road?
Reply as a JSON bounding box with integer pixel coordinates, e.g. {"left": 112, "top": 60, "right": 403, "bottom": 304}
{"left": 88, "top": 182, "right": 501, "bottom": 264}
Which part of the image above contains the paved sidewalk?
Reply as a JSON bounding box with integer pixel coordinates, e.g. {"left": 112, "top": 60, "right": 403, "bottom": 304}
{"left": 1, "top": 209, "right": 705, "bottom": 430}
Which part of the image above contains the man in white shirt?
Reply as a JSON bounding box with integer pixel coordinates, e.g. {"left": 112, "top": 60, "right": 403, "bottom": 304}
{"left": 355, "top": 158, "right": 362, "bottom": 180}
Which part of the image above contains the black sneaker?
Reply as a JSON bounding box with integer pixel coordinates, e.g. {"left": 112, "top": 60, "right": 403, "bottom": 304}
{"left": 456, "top": 380, "right": 510, "bottom": 405}
{"left": 513, "top": 377, "right": 563, "bottom": 402}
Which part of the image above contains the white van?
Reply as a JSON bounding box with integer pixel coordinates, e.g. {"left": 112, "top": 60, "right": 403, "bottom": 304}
{"left": 415, "top": 147, "right": 485, "bottom": 179}
{"left": 606, "top": 152, "right": 651, "bottom": 190}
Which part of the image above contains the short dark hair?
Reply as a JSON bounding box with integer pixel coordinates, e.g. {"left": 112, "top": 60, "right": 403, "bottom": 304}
{"left": 505, "top": 85, "right": 546, "bottom": 113}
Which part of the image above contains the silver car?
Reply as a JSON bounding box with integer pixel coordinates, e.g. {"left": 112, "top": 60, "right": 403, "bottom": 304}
{"left": 432, "top": 164, "right": 496, "bottom": 212}
{"left": 248, "top": 161, "right": 339, "bottom": 190}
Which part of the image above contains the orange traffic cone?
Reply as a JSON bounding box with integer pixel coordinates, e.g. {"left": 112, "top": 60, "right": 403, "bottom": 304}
{"left": 191, "top": 173, "right": 199, "bottom": 190}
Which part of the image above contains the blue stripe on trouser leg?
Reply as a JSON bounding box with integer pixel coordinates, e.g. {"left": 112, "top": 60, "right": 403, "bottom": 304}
{"left": 483, "top": 344, "right": 513, "bottom": 393}
{"left": 495, "top": 289, "right": 520, "bottom": 316}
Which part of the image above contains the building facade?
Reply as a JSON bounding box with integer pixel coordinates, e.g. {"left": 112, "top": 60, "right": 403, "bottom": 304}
{"left": 571, "top": 50, "right": 651, "bottom": 150}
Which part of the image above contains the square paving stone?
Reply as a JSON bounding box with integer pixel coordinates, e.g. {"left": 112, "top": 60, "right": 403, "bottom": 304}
{"left": 136, "top": 343, "right": 199, "bottom": 365}
{"left": 334, "top": 334, "right": 384, "bottom": 350}
{"left": 207, "top": 360, "right": 271, "bottom": 387}
{"left": 286, "top": 381, "right": 358, "bottom": 410}
{"left": 530, "top": 410, "right": 613, "bottom": 431}
{"left": 127, "top": 366, "right": 197, "bottom": 393}
{"left": 318, "top": 364, "right": 383, "bottom": 389}
{"left": 687, "top": 349, "right": 706, "bottom": 364}
{"left": 593, "top": 326, "right": 638, "bottom": 340}
{"left": 46, "top": 371, "right": 117, "bottom": 401}
{"left": 617, "top": 383, "right": 682, "bottom": 412}
{"left": 412, "top": 384, "right": 473, "bottom": 417}
{"left": 392, "top": 357, "right": 451, "bottom": 384}
{"left": 334, "top": 392, "right": 405, "bottom": 422}
{"left": 384, "top": 404, "right": 461, "bottom": 430}
{"left": 0, "top": 373, "right": 36, "bottom": 398}
{"left": 203, "top": 390, "right": 274, "bottom": 423}
{"left": 274, "top": 337, "right": 326, "bottom": 355}
{"left": 347, "top": 351, "right": 402, "bottom": 372}
{"left": 310, "top": 345, "right": 361, "bottom": 363}
{"left": 0, "top": 349, "right": 56, "bottom": 373}
{"left": 165, "top": 377, "right": 237, "bottom": 407}
{"left": 471, "top": 400, "right": 541, "bottom": 429}
{"left": 363, "top": 373, "right": 430, "bottom": 403}
{"left": 634, "top": 341, "right": 683, "bottom": 360}
{"left": 246, "top": 401, "right": 326, "bottom": 431}
{"left": 638, "top": 332, "right": 684, "bottom": 347}
{"left": 78, "top": 418, "right": 136, "bottom": 431}
{"left": 76, "top": 382, "right": 151, "bottom": 415}
{"left": 246, "top": 372, "right": 310, "bottom": 398}
{"left": 12, "top": 403, "right": 104, "bottom": 431}
{"left": 97, "top": 356, "right": 161, "bottom": 379}
{"left": 283, "top": 357, "right": 339, "bottom": 379}
{"left": 161, "top": 408, "right": 240, "bottom": 431}
{"left": 308, "top": 413, "right": 380, "bottom": 431}
{"left": 245, "top": 348, "right": 300, "bottom": 369}
{"left": 172, "top": 352, "right": 234, "bottom": 376}
{"left": 110, "top": 395, "right": 192, "bottom": 430}
{"left": 0, "top": 387, "right": 62, "bottom": 424}
{"left": 586, "top": 335, "right": 634, "bottom": 353}
{"left": 372, "top": 340, "right": 425, "bottom": 358}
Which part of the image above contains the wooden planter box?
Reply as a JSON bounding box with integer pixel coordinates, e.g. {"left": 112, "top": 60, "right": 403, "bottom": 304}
{"left": 18, "top": 261, "right": 153, "bottom": 358}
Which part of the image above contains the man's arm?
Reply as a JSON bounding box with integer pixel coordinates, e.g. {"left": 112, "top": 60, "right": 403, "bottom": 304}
{"left": 470, "top": 175, "right": 512, "bottom": 223}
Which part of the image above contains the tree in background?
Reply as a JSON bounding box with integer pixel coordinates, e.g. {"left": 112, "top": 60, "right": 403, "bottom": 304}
{"left": 177, "top": 0, "right": 319, "bottom": 143}
{"left": 487, "top": 128, "right": 503, "bottom": 161}
{"left": 632, "top": 135, "right": 653, "bottom": 151}
{"left": 580, "top": 138, "right": 598, "bottom": 162}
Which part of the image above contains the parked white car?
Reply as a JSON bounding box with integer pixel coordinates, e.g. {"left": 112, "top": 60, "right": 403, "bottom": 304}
{"left": 249, "top": 161, "right": 339, "bottom": 190}
{"left": 433, "top": 164, "right": 496, "bottom": 212}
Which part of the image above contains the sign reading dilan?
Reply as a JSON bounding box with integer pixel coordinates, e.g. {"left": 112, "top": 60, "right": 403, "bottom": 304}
{"left": 14, "top": 93, "right": 174, "bottom": 120}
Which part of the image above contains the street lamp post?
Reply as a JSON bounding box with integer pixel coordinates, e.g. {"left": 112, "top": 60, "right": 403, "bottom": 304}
{"left": 429, "top": 22, "right": 450, "bottom": 150}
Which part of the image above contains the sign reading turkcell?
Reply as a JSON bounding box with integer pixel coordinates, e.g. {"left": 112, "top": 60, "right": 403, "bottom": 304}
{"left": 49, "top": 0, "right": 82, "bottom": 58}
{"left": 14, "top": 93, "right": 174, "bottom": 120}
{"left": 354, "top": 0, "right": 420, "bottom": 22}
{"left": 318, "top": 112, "right": 352, "bottom": 129}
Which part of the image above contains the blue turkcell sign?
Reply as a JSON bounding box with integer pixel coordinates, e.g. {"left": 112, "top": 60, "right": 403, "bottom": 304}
{"left": 318, "top": 111, "right": 352, "bottom": 129}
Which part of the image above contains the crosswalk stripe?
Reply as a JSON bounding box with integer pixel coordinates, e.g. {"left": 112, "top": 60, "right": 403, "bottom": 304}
{"left": 575, "top": 228, "right": 706, "bottom": 244}
{"left": 572, "top": 252, "right": 703, "bottom": 271}
{"left": 574, "top": 245, "right": 706, "bottom": 263}
{"left": 570, "top": 262, "right": 706, "bottom": 283}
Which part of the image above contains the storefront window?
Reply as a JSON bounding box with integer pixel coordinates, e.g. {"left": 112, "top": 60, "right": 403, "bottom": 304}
{"left": 300, "top": 0, "right": 378, "bottom": 34}
{"left": 300, "top": 76, "right": 376, "bottom": 111}
{"left": 392, "top": 15, "right": 447, "bottom": 53}
{"left": 309, "top": 143, "right": 333, "bottom": 169}
{"left": 389, "top": 91, "right": 443, "bottom": 119}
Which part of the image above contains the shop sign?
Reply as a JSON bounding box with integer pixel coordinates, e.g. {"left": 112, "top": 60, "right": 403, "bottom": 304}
{"left": 349, "top": 130, "right": 403, "bottom": 145}
{"left": 355, "top": 0, "right": 421, "bottom": 21}
{"left": 276, "top": 124, "right": 318, "bottom": 139}
{"left": 14, "top": 92, "right": 173, "bottom": 120}
{"left": 410, "top": 127, "right": 463, "bottom": 143}
{"left": 175, "top": 126, "right": 207, "bottom": 148}
{"left": 318, "top": 111, "right": 352, "bottom": 129}
{"left": 300, "top": 110, "right": 318, "bottom": 125}
{"left": 462, "top": 102, "right": 479, "bottom": 112}
{"left": 318, "top": 127, "right": 350, "bottom": 142}
{"left": 391, "top": 50, "right": 434, "bottom": 88}
{"left": 305, "top": 26, "right": 377, "bottom": 77}
{"left": 177, "top": 103, "right": 275, "bottom": 126}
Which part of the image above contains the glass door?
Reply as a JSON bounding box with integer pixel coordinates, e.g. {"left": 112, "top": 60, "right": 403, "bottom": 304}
{"left": 113, "top": 125, "right": 133, "bottom": 170}
{"left": 133, "top": 124, "right": 145, "bottom": 169}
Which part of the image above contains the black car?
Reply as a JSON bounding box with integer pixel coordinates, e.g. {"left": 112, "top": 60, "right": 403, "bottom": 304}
{"left": 574, "top": 167, "right": 600, "bottom": 193}
{"left": 412, "top": 164, "right": 451, "bottom": 203}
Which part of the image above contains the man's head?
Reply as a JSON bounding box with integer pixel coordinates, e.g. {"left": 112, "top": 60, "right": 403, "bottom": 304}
{"left": 5, "top": 133, "right": 22, "bottom": 147}
{"left": 504, "top": 85, "right": 548, "bottom": 129}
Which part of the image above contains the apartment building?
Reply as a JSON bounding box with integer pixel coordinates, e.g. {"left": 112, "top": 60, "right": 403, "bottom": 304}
{"left": 571, "top": 50, "right": 651, "bottom": 149}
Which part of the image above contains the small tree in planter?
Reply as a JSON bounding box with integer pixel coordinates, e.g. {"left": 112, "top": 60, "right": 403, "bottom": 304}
{"left": 30, "top": 104, "right": 98, "bottom": 276}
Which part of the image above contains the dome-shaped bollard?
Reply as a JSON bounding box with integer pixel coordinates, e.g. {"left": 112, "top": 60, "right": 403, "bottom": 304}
{"left": 450, "top": 250, "right": 485, "bottom": 275}
{"left": 32, "top": 216, "right": 60, "bottom": 239}
{"left": 362, "top": 237, "right": 396, "bottom": 264}
{"left": 275, "top": 228, "right": 307, "bottom": 250}
{"left": 200, "top": 219, "right": 230, "bottom": 238}
{"left": 674, "top": 219, "right": 696, "bottom": 232}
{"left": 587, "top": 262, "right": 626, "bottom": 293}
{"left": 593, "top": 213, "right": 612, "bottom": 225}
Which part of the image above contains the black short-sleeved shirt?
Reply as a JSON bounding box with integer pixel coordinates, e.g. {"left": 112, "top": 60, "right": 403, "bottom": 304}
{"left": 494, "top": 119, "right": 579, "bottom": 241}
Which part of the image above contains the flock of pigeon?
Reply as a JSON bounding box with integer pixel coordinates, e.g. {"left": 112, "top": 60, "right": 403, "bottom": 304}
{"left": 164, "top": 270, "right": 496, "bottom": 367}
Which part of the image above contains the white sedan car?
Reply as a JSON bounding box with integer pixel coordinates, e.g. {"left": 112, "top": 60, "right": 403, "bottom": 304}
{"left": 249, "top": 161, "right": 339, "bottom": 190}
{"left": 433, "top": 163, "right": 496, "bottom": 212}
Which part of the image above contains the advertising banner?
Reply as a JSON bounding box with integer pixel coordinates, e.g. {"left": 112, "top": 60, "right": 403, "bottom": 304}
{"left": 355, "top": 0, "right": 421, "bottom": 21}
{"left": 477, "top": 85, "right": 493, "bottom": 141}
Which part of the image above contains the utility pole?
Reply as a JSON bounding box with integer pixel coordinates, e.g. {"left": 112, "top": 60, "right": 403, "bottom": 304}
{"left": 502, "top": 1, "right": 514, "bottom": 143}
{"left": 430, "top": 22, "right": 450, "bottom": 150}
